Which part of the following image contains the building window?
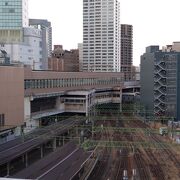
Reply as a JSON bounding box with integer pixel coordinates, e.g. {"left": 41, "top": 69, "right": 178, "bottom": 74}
{"left": 0, "top": 114, "right": 5, "bottom": 127}
{"left": 9, "top": 8, "right": 15, "bottom": 13}
{"left": 25, "top": 80, "right": 31, "bottom": 89}
{"left": 24, "top": 76, "right": 122, "bottom": 90}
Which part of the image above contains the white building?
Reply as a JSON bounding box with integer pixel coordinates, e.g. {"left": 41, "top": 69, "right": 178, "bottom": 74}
{"left": 78, "top": 43, "right": 83, "bottom": 71}
{"left": 83, "top": 0, "right": 121, "bottom": 72}
{"left": 0, "top": 0, "right": 43, "bottom": 70}
{"left": 0, "top": 28, "right": 42, "bottom": 70}
{"left": 29, "top": 19, "right": 52, "bottom": 70}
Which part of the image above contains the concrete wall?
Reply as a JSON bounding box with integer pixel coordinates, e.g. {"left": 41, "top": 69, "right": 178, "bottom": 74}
{"left": 140, "top": 51, "right": 154, "bottom": 114}
{"left": 1, "top": 28, "right": 42, "bottom": 70}
{"left": 24, "top": 97, "right": 31, "bottom": 120}
{"left": 23, "top": 27, "right": 42, "bottom": 70}
{"left": 56, "top": 97, "right": 65, "bottom": 111}
{"left": 121, "top": 24, "right": 133, "bottom": 81}
{"left": 48, "top": 46, "right": 79, "bottom": 72}
{"left": 29, "top": 19, "right": 52, "bottom": 70}
{"left": 0, "top": 66, "right": 24, "bottom": 127}
{"left": 78, "top": 43, "right": 83, "bottom": 72}
{"left": 177, "top": 56, "right": 180, "bottom": 120}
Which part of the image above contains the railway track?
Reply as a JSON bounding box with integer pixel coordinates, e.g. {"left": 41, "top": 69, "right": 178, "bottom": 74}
{"left": 88, "top": 116, "right": 180, "bottom": 179}
{"left": 88, "top": 121, "right": 112, "bottom": 180}
{"left": 88, "top": 148, "right": 109, "bottom": 180}
{"left": 150, "top": 134, "right": 180, "bottom": 172}
{"left": 114, "top": 121, "right": 134, "bottom": 180}
{"left": 115, "top": 148, "right": 129, "bottom": 179}
{"left": 145, "top": 149, "right": 165, "bottom": 180}
{"left": 134, "top": 150, "right": 150, "bottom": 180}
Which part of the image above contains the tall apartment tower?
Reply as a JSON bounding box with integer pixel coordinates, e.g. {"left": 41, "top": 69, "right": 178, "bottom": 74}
{"left": 121, "top": 24, "right": 133, "bottom": 81}
{"left": 83, "top": 0, "right": 121, "bottom": 72}
{"left": 0, "top": 0, "right": 29, "bottom": 43}
{"left": 29, "top": 19, "right": 52, "bottom": 70}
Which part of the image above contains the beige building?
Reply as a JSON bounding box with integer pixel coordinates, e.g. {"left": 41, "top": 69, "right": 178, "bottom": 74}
{"left": 24, "top": 66, "right": 123, "bottom": 129}
{"left": 0, "top": 65, "right": 124, "bottom": 141}
{"left": 0, "top": 66, "right": 24, "bottom": 136}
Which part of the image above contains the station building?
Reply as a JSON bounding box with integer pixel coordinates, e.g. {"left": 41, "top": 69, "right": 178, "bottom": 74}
{"left": 0, "top": 65, "right": 124, "bottom": 142}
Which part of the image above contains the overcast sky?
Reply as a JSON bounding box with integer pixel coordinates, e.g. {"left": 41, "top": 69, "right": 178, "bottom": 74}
{"left": 29, "top": 0, "right": 180, "bottom": 66}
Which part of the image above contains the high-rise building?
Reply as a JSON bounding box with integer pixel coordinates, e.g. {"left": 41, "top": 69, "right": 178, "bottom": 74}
{"left": 140, "top": 43, "right": 180, "bottom": 121}
{"left": 29, "top": 19, "right": 52, "bottom": 70}
{"left": 121, "top": 24, "right": 133, "bottom": 81}
{"left": 0, "top": 0, "right": 28, "bottom": 43}
{"left": 0, "top": 0, "right": 43, "bottom": 70}
{"left": 83, "top": 0, "right": 121, "bottom": 72}
{"left": 0, "top": 0, "right": 28, "bottom": 29}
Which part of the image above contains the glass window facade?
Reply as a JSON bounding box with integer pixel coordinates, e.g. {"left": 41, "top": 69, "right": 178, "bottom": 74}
{"left": 0, "top": 0, "right": 22, "bottom": 29}
{"left": 24, "top": 77, "right": 123, "bottom": 90}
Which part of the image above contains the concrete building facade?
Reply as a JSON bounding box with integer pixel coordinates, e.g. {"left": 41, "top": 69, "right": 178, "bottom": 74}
{"left": 83, "top": 0, "right": 121, "bottom": 72}
{"left": 24, "top": 67, "right": 123, "bottom": 132}
{"left": 78, "top": 43, "right": 83, "bottom": 72}
{"left": 121, "top": 24, "right": 133, "bottom": 81}
{"left": 29, "top": 19, "right": 52, "bottom": 70}
{"left": 0, "top": 0, "right": 44, "bottom": 70}
{"left": 0, "top": 66, "right": 24, "bottom": 142}
{"left": 132, "top": 66, "right": 140, "bottom": 81}
{"left": 0, "top": 65, "right": 124, "bottom": 141}
{"left": 0, "top": 0, "right": 28, "bottom": 43}
{"left": 140, "top": 43, "right": 180, "bottom": 121}
{"left": 48, "top": 45, "right": 79, "bottom": 72}
{"left": 1, "top": 27, "right": 43, "bottom": 70}
{"left": 0, "top": 0, "right": 28, "bottom": 29}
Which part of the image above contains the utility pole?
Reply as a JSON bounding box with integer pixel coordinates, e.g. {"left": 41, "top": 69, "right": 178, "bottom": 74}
{"left": 21, "top": 124, "right": 25, "bottom": 142}
{"left": 172, "top": 117, "right": 175, "bottom": 139}
{"left": 119, "top": 87, "right": 122, "bottom": 114}
{"left": 91, "top": 104, "right": 96, "bottom": 139}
